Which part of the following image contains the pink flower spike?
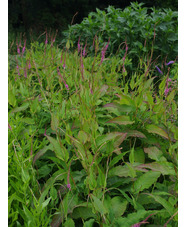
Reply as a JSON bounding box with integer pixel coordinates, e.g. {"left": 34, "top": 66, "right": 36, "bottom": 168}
{"left": 22, "top": 46, "right": 25, "bottom": 54}
{"left": 83, "top": 44, "right": 86, "bottom": 56}
{"left": 17, "top": 46, "right": 20, "bottom": 54}
{"left": 67, "top": 183, "right": 71, "bottom": 190}
{"left": 65, "top": 84, "right": 69, "bottom": 90}
{"left": 63, "top": 63, "right": 66, "bottom": 69}
{"left": 165, "top": 87, "right": 171, "bottom": 96}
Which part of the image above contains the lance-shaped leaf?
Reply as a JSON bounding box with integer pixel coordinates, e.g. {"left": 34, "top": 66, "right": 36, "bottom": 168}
{"left": 106, "top": 115, "right": 135, "bottom": 125}
{"left": 33, "top": 144, "right": 53, "bottom": 164}
{"left": 146, "top": 124, "right": 169, "bottom": 139}
{"left": 103, "top": 102, "right": 136, "bottom": 114}
{"left": 10, "top": 102, "right": 29, "bottom": 114}
{"left": 46, "top": 135, "right": 69, "bottom": 161}
{"left": 116, "top": 93, "right": 136, "bottom": 107}
{"left": 144, "top": 193, "right": 175, "bottom": 215}
{"left": 138, "top": 162, "right": 176, "bottom": 175}
{"left": 96, "top": 132, "right": 127, "bottom": 148}
{"left": 123, "top": 129, "right": 146, "bottom": 138}
{"left": 109, "top": 163, "right": 136, "bottom": 178}
{"left": 51, "top": 113, "right": 59, "bottom": 131}
{"left": 133, "top": 171, "right": 161, "bottom": 193}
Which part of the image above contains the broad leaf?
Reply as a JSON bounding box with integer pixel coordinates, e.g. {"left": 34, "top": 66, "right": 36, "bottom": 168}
{"left": 133, "top": 171, "right": 161, "bottom": 193}
{"left": 144, "top": 147, "right": 166, "bottom": 161}
{"left": 111, "top": 196, "right": 128, "bottom": 217}
{"left": 91, "top": 195, "right": 107, "bottom": 215}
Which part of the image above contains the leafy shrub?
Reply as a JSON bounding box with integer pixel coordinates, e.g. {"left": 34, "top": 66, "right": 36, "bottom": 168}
{"left": 63, "top": 2, "right": 178, "bottom": 69}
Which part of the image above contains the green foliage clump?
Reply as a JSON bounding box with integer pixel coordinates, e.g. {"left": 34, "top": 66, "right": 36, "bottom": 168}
{"left": 63, "top": 2, "right": 178, "bottom": 69}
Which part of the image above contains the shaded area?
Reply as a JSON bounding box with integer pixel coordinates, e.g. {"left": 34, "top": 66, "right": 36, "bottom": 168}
{"left": 9, "top": 0, "right": 178, "bottom": 33}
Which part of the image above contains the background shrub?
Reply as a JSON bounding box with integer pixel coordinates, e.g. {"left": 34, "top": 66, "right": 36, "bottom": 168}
{"left": 63, "top": 2, "right": 178, "bottom": 70}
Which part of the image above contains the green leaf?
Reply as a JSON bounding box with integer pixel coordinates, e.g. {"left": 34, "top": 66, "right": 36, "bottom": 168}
{"left": 51, "top": 113, "right": 59, "bottom": 131}
{"left": 145, "top": 193, "right": 175, "bottom": 215}
{"left": 167, "top": 90, "right": 175, "bottom": 102}
{"left": 66, "top": 40, "right": 70, "bottom": 49}
{"left": 109, "top": 150, "right": 130, "bottom": 168}
{"left": 92, "top": 195, "right": 107, "bottom": 215}
{"left": 96, "top": 132, "right": 127, "bottom": 148}
{"left": 50, "top": 187, "right": 58, "bottom": 200}
{"left": 104, "top": 102, "right": 136, "bottom": 114}
{"left": 8, "top": 89, "right": 17, "bottom": 107}
{"left": 109, "top": 163, "right": 136, "bottom": 178}
{"left": 124, "top": 130, "right": 146, "bottom": 138}
{"left": 21, "top": 168, "right": 30, "bottom": 184}
{"left": 23, "top": 205, "right": 35, "bottom": 224}
{"left": 46, "top": 135, "right": 68, "bottom": 161}
{"left": 117, "top": 94, "right": 136, "bottom": 107}
{"left": 33, "top": 144, "right": 53, "bottom": 164}
{"left": 83, "top": 219, "right": 95, "bottom": 227}
{"left": 64, "top": 218, "right": 75, "bottom": 227}
{"left": 139, "top": 162, "right": 176, "bottom": 175}
{"left": 146, "top": 124, "right": 169, "bottom": 139}
{"left": 41, "top": 197, "right": 51, "bottom": 209}
{"left": 144, "top": 147, "right": 166, "bottom": 161}
{"left": 115, "top": 210, "right": 153, "bottom": 227}
{"left": 20, "top": 117, "right": 35, "bottom": 125}
{"left": 51, "top": 213, "right": 62, "bottom": 227}
{"left": 97, "top": 167, "right": 106, "bottom": 188}
{"left": 38, "top": 165, "right": 52, "bottom": 178}
{"left": 10, "top": 102, "right": 29, "bottom": 113}
{"left": 78, "top": 131, "right": 88, "bottom": 144}
{"left": 106, "top": 115, "right": 134, "bottom": 125}
{"left": 143, "top": 77, "right": 155, "bottom": 90}
{"left": 129, "top": 147, "right": 135, "bottom": 164}
{"left": 111, "top": 196, "right": 128, "bottom": 217}
{"left": 133, "top": 171, "right": 161, "bottom": 193}
{"left": 134, "top": 148, "right": 145, "bottom": 163}
{"left": 72, "top": 206, "right": 96, "bottom": 220}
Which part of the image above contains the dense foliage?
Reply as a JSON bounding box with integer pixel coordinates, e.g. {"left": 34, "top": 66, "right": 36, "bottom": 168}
{"left": 8, "top": 23, "right": 178, "bottom": 226}
{"left": 63, "top": 2, "right": 178, "bottom": 72}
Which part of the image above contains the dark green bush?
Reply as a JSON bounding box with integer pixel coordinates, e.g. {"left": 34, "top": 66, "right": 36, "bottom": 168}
{"left": 63, "top": 2, "right": 178, "bottom": 68}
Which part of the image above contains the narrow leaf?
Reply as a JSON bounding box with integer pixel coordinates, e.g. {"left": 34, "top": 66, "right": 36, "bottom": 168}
{"left": 106, "top": 115, "right": 134, "bottom": 125}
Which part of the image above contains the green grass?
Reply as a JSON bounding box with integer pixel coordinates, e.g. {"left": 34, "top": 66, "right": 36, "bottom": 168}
{"left": 8, "top": 31, "right": 178, "bottom": 226}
